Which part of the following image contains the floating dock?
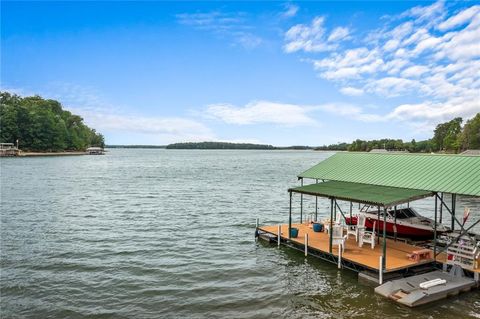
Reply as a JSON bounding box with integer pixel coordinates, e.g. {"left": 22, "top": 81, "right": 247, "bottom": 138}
{"left": 375, "top": 266, "right": 477, "bottom": 307}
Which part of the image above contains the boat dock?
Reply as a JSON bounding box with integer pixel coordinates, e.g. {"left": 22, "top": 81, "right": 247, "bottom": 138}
{"left": 0, "top": 143, "right": 19, "bottom": 157}
{"left": 258, "top": 223, "right": 444, "bottom": 274}
{"left": 257, "top": 152, "right": 480, "bottom": 307}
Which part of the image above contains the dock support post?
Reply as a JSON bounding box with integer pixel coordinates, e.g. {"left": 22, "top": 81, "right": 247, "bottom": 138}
{"left": 334, "top": 200, "right": 337, "bottom": 222}
{"left": 305, "top": 233, "right": 308, "bottom": 257}
{"left": 289, "top": 192, "right": 292, "bottom": 240}
{"left": 255, "top": 218, "right": 259, "bottom": 242}
{"left": 377, "top": 206, "right": 380, "bottom": 244}
{"left": 349, "top": 202, "right": 352, "bottom": 222}
{"left": 439, "top": 193, "right": 443, "bottom": 224}
{"left": 434, "top": 193, "right": 438, "bottom": 261}
{"left": 329, "top": 198, "right": 334, "bottom": 253}
{"left": 474, "top": 272, "right": 479, "bottom": 283}
{"left": 393, "top": 206, "right": 397, "bottom": 242}
{"left": 382, "top": 207, "right": 387, "bottom": 269}
{"left": 315, "top": 179, "right": 318, "bottom": 222}
{"left": 379, "top": 256, "right": 383, "bottom": 285}
{"left": 300, "top": 178, "right": 303, "bottom": 224}
{"left": 278, "top": 225, "right": 281, "bottom": 247}
{"left": 451, "top": 194, "right": 456, "bottom": 231}
{"left": 338, "top": 244, "right": 342, "bottom": 269}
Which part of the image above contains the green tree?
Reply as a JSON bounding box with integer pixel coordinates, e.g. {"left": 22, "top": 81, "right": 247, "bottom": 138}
{"left": 433, "top": 117, "right": 462, "bottom": 152}
{"left": 0, "top": 91, "right": 105, "bottom": 151}
{"left": 459, "top": 113, "right": 480, "bottom": 150}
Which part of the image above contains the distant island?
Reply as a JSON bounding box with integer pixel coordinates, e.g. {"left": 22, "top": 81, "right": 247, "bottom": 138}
{"left": 165, "top": 142, "right": 312, "bottom": 150}
{"left": 0, "top": 92, "right": 104, "bottom": 152}
{"left": 167, "top": 142, "right": 274, "bottom": 149}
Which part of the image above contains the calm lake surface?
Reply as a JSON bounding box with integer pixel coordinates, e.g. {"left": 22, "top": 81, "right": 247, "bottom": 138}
{"left": 1, "top": 149, "right": 479, "bottom": 318}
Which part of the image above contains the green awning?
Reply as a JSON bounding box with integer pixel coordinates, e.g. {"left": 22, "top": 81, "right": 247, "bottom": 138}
{"left": 289, "top": 181, "right": 433, "bottom": 207}
{"left": 299, "top": 152, "right": 480, "bottom": 197}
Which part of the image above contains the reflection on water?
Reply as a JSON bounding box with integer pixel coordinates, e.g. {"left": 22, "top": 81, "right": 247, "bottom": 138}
{"left": 1, "top": 150, "right": 479, "bottom": 318}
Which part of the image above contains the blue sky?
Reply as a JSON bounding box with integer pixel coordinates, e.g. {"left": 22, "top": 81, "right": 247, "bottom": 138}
{"left": 2, "top": 1, "right": 479, "bottom": 146}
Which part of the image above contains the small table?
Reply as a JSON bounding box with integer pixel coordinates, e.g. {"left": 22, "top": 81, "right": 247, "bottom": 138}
{"left": 407, "top": 249, "right": 432, "bottom": 262}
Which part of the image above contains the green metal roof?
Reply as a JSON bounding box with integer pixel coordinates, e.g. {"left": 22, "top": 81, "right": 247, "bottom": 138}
{"left": 289, "top": 181, "right": 433, "bottom": 207}
{"left": 299, "top": 152, "right": 480, "bottom": 197}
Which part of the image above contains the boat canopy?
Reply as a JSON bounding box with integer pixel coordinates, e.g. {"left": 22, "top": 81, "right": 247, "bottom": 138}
{"left": 299, "top": 152, "right": 480, "bottom": 197}
{"left": 288, "top": 181, "right": 433, "bottom": 207}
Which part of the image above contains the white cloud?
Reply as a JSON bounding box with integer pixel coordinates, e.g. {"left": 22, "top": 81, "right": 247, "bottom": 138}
{"left": 404, "top": 0, "right": 446, "bottom": 26}
{"left": 282, "top": 3, "right": 299, "bottom": 18}
{"left": 283, "top": 17, "right": 352, "bottom": 53}
{"left": 340, "top": 87, "right": 364, "bottom": 96}
{"left": 234, "top": 33, "right": 263, "bottom": 49}
{"left": 383, "top": 39, "right": 400, "bottom": 52}
{"left": 284, "top": 16, "right": 333, "bottom": 53}
{"left": 438, "top": 5, "right": 480, "bottom": 31}
{"left": 76, "top": 110, "right": 215, "bottom": 142}
{"left": 386, "top": 98, "right": 480, "bottom": 123}
{"left": 205, "top": 100, "right": 381, "bottom": 126}
{"left": 296, "top": 1, "right": 480, "bottom": 128}
{"left": 176, "top": 12, "right": 244, "bottom": 30}
{"left": 176, "top": 11, "right": 262, "bottom": 49}
{"left": 401, "top": 65, "right": 429, "bottom": 78}
{"left": 383, "top": 58, "right": 409, "bottom": 75}
{"left": 328, "top": 27, "right": 350, "bottom": 42}
{"left": 205, "top": 100, "right": 317, "bottom": 126}
{"left": 365, "top": 77, "right": 421, "bottom": 97}
{"left": 390, "top": 21, "right": 414, "bottom": 41}
{"left": 313, "top": 47, "right": 384, "bottom": 79}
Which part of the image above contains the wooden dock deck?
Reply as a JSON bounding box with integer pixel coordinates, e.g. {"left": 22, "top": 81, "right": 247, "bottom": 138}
{"left": 259, "top": 223, "right": 440, "bottom": 273}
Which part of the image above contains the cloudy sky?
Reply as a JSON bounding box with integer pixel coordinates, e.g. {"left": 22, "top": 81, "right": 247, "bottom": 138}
{"left": 2, "top": 1, "right": 479, "bottom": 146}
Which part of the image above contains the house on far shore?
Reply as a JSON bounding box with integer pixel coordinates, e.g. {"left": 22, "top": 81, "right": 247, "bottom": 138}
{"left": 86, "top": 147, "right": 104, "bottom": 155}
{"left": 461, "top": 149, "right": 480, "bottom": 156}
{"left": 0, "top": 143, "right": 19, "bottom": 157}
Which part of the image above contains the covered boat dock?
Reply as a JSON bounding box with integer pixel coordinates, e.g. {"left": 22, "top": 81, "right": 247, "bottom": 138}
{"left": 257, "top": 152, "right": 480, "bottom": 306}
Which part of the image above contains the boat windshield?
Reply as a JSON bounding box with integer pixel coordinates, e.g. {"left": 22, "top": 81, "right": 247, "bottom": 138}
{"left": 389, "top": 208, "right": 418, "bottom": 219}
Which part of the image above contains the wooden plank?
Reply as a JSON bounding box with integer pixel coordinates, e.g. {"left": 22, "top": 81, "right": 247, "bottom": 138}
{"left": 259, "top": 223, "right": 435, "bottom": 272}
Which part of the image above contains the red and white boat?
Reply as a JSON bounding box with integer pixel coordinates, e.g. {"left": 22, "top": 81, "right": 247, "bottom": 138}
{"left": 345, "top": 207, "right": 449, "bottom": 239}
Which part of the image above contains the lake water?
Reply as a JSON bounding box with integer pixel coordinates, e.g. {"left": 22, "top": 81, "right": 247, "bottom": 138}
{"left": 1, "top": 149, "right": 479, "bottom": 318}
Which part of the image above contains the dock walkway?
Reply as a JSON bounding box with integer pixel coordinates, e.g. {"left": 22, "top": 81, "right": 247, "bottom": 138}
{"left": 259, "top": 223, "right": 439, "bottom": 273}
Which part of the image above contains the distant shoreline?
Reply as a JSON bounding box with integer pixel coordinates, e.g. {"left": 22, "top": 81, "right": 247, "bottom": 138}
{"left": 107, "top": 142, "right": 314, "bottom": 150}
{"left": 18, "top": 151, "right": 87, "bottom": 157}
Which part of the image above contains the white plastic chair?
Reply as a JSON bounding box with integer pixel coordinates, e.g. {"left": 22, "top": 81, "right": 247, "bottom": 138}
{"left": 359, "top": 221, "right": 376, "bottom": 249}
{"left": 324, "top": 217, "right": 341, "bottom": 235}
{"left": 346, "top": 214, "right": 366, "bottom": 242}
{"left": 331, "top": 225, "right": 347, "bottom": 253}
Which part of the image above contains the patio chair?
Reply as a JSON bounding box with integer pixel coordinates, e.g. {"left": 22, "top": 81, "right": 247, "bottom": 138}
{"left": 359, "top": 221, "right": 376, "bottom": 249}
{"left": 331, "top": 224, "right": 347, "bottom": 253}
{"left": 346, "top": 214, "right": 366, "bottom": 242}
{"left": 324, "top": 217, "right": 341, "bottom": 235}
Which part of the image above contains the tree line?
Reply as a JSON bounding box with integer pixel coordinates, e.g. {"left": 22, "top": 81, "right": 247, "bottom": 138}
{"left": 0, "top": 92, "right": 105, "bottom": 152}
{"left": 165, "top": 142, "right": 316, "bottom": 150}
{"left": 166, "top": 142, "right": 276, "bottom": 149}
{"left": 315, "top": 113, "right": 480, "bottom": 153}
